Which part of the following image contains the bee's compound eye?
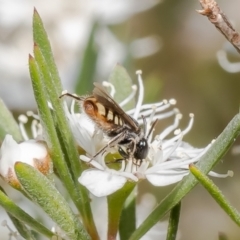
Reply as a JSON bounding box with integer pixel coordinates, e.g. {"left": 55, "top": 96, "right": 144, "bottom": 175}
{"left": 134, "top": 138, "right": 149, "bottom": 160}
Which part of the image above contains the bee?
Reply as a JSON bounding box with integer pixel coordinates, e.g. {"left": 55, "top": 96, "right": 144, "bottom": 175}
{"left": 60, "top": 83, "right": 158, "bottom": 163}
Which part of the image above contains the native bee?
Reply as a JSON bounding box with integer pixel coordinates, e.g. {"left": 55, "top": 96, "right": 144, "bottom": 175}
{"left": 60, "top": 83, "right": 158, "bottom": 163}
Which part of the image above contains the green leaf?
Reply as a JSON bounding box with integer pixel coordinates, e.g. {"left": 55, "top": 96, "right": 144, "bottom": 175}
{"left": 75, "top": 23, "right": 98, "bottom": 95}
{"left": 189, "top": 164, "right": 240, "bottom": 226}
{"left": 28, "top": 53, "right": 98, "bottom": 238}
{"left": 31, "top": 9, "right": 99, "bottom": 237}
{"left": 31, "top": 44, "right": 98, "bottom": 238}
{"left": 119, "top": 189, "right": 136, "bottom": 240}
{"left": 33, "top": 8, "right": 62, "bottom": 93}
{"left": 15, "top": 162, "right": 90, "bottom": 240}
{"left": 129, "top": 113, "right": 240, "bottom": 240}
{"left": 108, "top": 64, "right": 135, "bottom": 110}
{"left": 107, "top": 182, "right": 136, "bottom": 240}
{"left": 166, "top": 202, "right": 181, "bottom": 240}
{"left": 0, "top": 187, "right": 53, "bottom": 238}
{"left": 0, "top": 99, "right": 22, "bottom": 142}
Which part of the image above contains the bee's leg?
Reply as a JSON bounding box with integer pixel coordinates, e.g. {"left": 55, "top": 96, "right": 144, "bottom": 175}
{"left": 127, "top": 139, "right": 144, "bottom": 167}
{"left": 106, "top": 158, "right": 124, "bottom": 165}
{"left": 89, "top": 131, "right": 126, "bottom": 162}
{"left": 126, "top": 138, "right": 137, "bottom": 158}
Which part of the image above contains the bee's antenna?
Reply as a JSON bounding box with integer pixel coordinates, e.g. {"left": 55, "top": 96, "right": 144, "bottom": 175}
{"left": 59, "top": 90, "right": 83, "bottom": 101}
{"left": 146, "top": 119, "right": 158, "bottom": 140}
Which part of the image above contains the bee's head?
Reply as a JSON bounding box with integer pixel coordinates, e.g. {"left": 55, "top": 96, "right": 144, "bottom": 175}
{"left": 134, "top": 138, "right": 149, "bottom": 160}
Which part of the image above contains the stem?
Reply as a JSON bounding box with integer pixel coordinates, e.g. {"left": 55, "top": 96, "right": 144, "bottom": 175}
{"left": 107, "top": 182, "right": 135, "bottom": 240}
{"left": 166, "top": 202, "right": 181, "bottom": 240}
{"left": 119, "top": 189, "right": 136, "bottom": 240}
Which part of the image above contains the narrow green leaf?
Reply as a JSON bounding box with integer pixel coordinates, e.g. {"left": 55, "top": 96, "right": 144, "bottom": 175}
{"left": 33, "top": 44, "right": 82, "bottom": 176}
{"left": 75, "top": 23, "right": 98, "bottom": 95}
{"left": 28, "top": 54, "right": 78, "bottom": 201}
{"left": 119, "top": 189, "right": 136, "bottom": 240}
{"left": 108, "top": 64, "right": 135, "bottom": 110}
{"left": 0, "top": 99, "right": 22, "bottom": 142}
{"left": 107, "top": 182, "right": 136, "bottom": 240}
{"left": 129, "top": 113, "right": 240, "bottom": 240}
{"left": 189, "top": 164, "right": 240, "bottom": 226}
{"left": 166, "top": 202, "right": 181, "bottom": 240}
{"left": 0, "top": 187, "right": 53, "bottom": 238}
{"left": 32, "top": 45, "right": 98, "bottom": 238}
{"left": 15, "top": 162, "right": 90, "bottom": 240}
{"left": 32, "top": 8, "right": 62, "bottom": 93}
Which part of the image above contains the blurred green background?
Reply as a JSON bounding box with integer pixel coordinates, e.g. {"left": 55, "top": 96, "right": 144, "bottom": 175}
{"left": 1, "top": 0, "right": 240, "bottom": 239}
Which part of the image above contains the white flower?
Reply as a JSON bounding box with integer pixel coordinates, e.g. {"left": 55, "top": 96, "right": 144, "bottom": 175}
{"left": 63, "top": 71, "right": 231, "bottom": 197}
{"left": 0, "top": 115, "right": 50, "bottom": 189}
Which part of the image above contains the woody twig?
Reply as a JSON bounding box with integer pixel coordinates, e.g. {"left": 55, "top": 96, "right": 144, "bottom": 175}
{"left": 197, "top": 0, "right": 240, "bottom": 54}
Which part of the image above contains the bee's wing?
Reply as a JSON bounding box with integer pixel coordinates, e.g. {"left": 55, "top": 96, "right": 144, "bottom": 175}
{"left": 93, "top": 82, "right": 139, "bottom": 131}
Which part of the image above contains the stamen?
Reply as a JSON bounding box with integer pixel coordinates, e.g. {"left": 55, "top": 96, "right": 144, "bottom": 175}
{"left": 36, "top": 122, "right": 42, "bottom": 136}
{"left": 136, "top": 108, "right": 178, "bottom": 126}
{"left": 26, "top": 111, "right": 40, "bottom": 120}
{"left": 147, "top": 105, "right": 157, "bottom": 126}
{"left": 127, "top": 101, "right": 164, "bottom": 115}
{"left": 119, "top": 85, "right": 137, "bottom": 107}
{"left": 160, "top": 113, "right": 182, "bottom": 139}
{"left": 140, "top": 101, "right": 172, "bottom": 114}
{"left": 133, "top": 70, "right": 144, "bottom": 119}
{"left": 31, "top": 119, "right": 38, "bottom": 138}
{"left": 161, "top": 142, "right": 212, "bottom": 170}
{"left": 102, "top": 81, "right": 116, "bottom": 97}
{"left": 161, "top": 113, "right": 194, "bottom": 147}
{"left": 162, "top": 133, "right": 184, "bottom": 162}
{"left": 180, "top": 113, "right": 194, "bottom": 136}
{"left": 18, "top": 115, "right": 29, "bottom": 140}
{"left": 169, "top": 99, "right": 177, "bottom": 105}
{"left": 208, "top": 170, "right": 234, "bottom": 178}
{"left": 134, "top": 104, "right": 178, "bottom": 123}
{"left": 70, "top": 99, "right": 76, "bottom": 114}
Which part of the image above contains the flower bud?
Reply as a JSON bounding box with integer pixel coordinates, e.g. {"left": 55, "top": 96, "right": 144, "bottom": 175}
{"left": 0, "top": 134, "right": 51, "bottom": 189}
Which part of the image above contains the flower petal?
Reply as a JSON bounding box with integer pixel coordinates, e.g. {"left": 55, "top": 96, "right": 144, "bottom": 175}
{"left": 78, "top": 169, "right": 127, "bottom": 197}
{"left": 19, "top": 140, "right": 48, "bottom": 163}
{"left": 0, "top": 134, "right": 20, "bottom": 176}
{"left": 146, "top": 170, "right": 189, "bottom": 186}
